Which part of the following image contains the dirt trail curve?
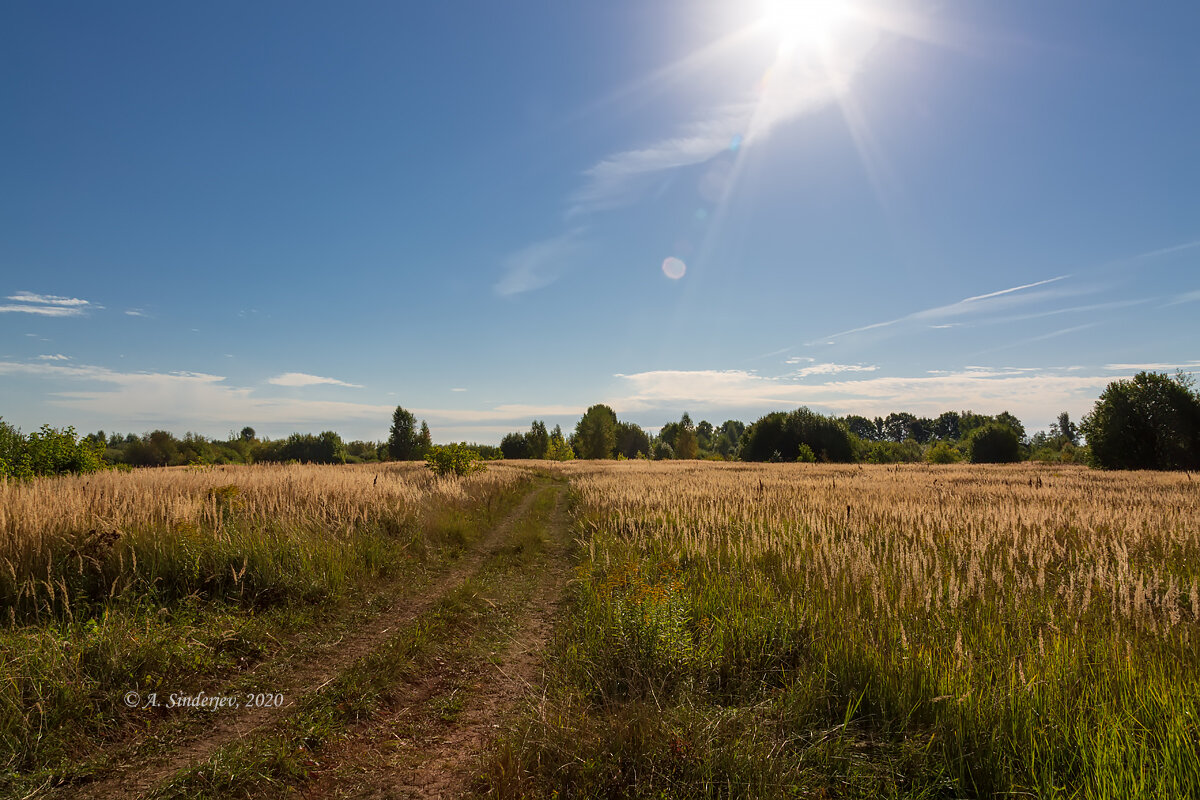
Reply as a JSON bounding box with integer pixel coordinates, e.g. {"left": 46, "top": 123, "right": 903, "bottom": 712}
{"left": 63, "top": 483, "right": 550, "bottom": 800}
{"left": 299, "top": 485, "right": 572, "bottom": 800}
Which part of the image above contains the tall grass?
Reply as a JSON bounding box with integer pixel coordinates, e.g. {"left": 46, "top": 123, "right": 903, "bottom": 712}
{"left": 0, "top": 461, "right": 530, "bottom": 784}
{"left": 497, "top": 462, "right": 1200, "bottom": 798}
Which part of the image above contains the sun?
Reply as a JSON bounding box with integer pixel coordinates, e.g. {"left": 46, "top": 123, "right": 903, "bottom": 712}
{"left": 761, "top": 0, "right": 855, "bottom": 56}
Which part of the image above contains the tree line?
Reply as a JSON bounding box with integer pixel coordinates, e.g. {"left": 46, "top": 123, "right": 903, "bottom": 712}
{"left": 1, "top": 371, "right": 1196, "bottom": 478}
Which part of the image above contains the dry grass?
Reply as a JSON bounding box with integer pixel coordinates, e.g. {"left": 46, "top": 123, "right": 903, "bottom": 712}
{"left": 495, "top": 461, "right": 1200, "bottom": 798}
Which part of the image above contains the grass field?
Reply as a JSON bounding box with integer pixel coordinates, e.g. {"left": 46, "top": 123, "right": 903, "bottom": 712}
{"left": 492, "top": 461, "right": 1200, "bottom": 798}
{"left": 2, "top": 461, "right": 1198, "bottom": 798}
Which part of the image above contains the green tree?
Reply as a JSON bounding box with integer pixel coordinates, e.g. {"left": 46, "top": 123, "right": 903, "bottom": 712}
{"left": 388, "top": 406, "right": 421, "bottom": 460}
{"left": 545, "top": 425, "right": 575, "bottom": 460}
{"left": 740, "top": 408, "right": 853, "bottom": 463}
{"left": 615, "top": 421, "right": 650, "bottom": 459}
{"left": 500, "top": 431, "right": 531, "bottom": 459}
{"left": 674, "top": 413, "right": 699, "bottom": 459}
{"left": 527, "top": 420, "right": 549, "bottom": 459}
{"left": 1081, "top": 371, "right": 1200, "bottom": 470}
{"left": 574, "top": 404, "right": 618, "bottom": 459}
{"left": 240, "top": 426, "right": 256, "bottom": 442}
{"left": 1050, "top": 411, "right": 1078, "bottom": 446}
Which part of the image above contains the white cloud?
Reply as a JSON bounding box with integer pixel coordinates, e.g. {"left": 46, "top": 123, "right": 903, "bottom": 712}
{"left": 607, "top": 366, "right": 1121, "bottom": 423}
{"left": 268, "top": 372, "right": 364, "bottom": 388}
{"left": 495, "top": 230, "right": 587, "bottom": 296}
{"left": 36, "top": 354, "right": 70, "bottom": 361}
{"left": 124, "top": 309, "right": 148, "bottom": 317}
{"left": 788, "top": 362, "right": 877, "bottom": 378}
{"left": 0, "top": 304, "right": 84, "bottom": 317}
{"left": 7, "top": 292, "right": 90, "bottom": 307}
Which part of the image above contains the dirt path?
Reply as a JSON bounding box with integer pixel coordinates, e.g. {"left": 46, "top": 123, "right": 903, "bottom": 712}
{"left": 295, "top": 485, "right": 572, "bottom": 799}
{"left": 64, "top": 482, "right": 550, "bottom": 800}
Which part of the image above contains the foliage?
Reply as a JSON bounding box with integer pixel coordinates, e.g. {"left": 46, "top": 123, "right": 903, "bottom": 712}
{"left": 926, "top": 440, "right": 964, "bottom": 464}
{"left": 575, "top": 404, "right": 618, "bottom": 459}
{"left": 673, "top": 414, "right": 699, "bottom": 460}
{"left": 967, "top": 423, "right": 1022, "bottom": 464}
{"left": 866, "top": 439, "right": 923, "bottom": 464}
{"left": 388, "top": 406, "right": 422, "bottom": 461}
{"left": 615, "top": 421, "right": 651, "bottom": 460}
{"left": 1081, "top": 371, "right": 1200, "bottom": 470}
{"left": 500, "top": 431, "right": 532, "bottom": 460}
{"left": 545, "top": 426, "right": 576, "bottom": 461}
{"left": 424, "top": 443, "right": 485, "bottom": 477}
{"left": 651, "top": 440, "right": 674, "bottom": 460}
{"left": 795, "top": 443, "right": 816, "bottom": 463}
{"left": 0, "top": 422, "right": 106, "bottom": 478}
{"left": 740, "top": 407, "right": 853, "bottom": 463}
{"left": 257, "top": 431, "right": 348, "bottom": 464}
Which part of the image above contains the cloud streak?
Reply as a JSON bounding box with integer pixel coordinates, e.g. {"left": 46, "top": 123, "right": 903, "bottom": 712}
{"left": 268, "top": 372, "right": 364, "bottom": 388}
{"left": 495, "top": 230, "right": 586, "bottom": 296}
{"left": 818, "top": 275, "right": 1071, "bottom": 342}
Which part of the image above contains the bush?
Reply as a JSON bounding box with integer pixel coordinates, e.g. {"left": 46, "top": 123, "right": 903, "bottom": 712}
{"left": 926, "top": 441, "right": 964, "bottom": 464}
{"left": 0, "top": 422, "right": 106, "bottom": 478}
{"left": 866, "top": 439, "right": 923, "bottom": 464}
{"left": 967, "top": 423, "right": 1022, "bottom": 464}
{"left": 425, "top": 444, "right": 484, "bottom": 477}
{"left": 795, "top": 444, "right": 816, "bottom": 463}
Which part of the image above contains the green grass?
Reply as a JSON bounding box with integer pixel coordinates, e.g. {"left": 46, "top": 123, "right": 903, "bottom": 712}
{"left": 0, "top": 471, "right": 533, "bottom": 796}
{"left": 487, "top": 480, "right": 1200, "bottom": 799}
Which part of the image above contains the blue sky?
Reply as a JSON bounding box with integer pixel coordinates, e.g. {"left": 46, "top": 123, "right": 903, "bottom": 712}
{"left": 2, "top": 0, "right": 1198, "bottom": 443}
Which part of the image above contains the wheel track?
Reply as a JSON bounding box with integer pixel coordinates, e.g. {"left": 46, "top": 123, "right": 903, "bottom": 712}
{"left": 61, "top": 480, "right": 547, "bottom": 800}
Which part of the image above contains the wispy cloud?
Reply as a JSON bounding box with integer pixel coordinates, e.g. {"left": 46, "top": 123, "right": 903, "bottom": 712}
{"left": 1103, "top": 361, "right": 1200, "bottom": 372}
{"left": 451, "top": 387, "right": 467, "bottom": 392}
{"left": 495, "top": 230, "right": 586, "bottom": 297}
{"left": 8, "top": 292, "right": 90, "bottom": 307}
{"left": 36, "top": 354, "right": 70, "bottom": 361}
{"left": 268, "top": 372, "right": 363, "bottom": 388}
{"left": 0, "top": 304, "right": 85, "bottom": 317}
{"left": 2, "top": 291, "right": 97, "bottom": 317}
{"left": 124, "top": 309, "right": 149, "bottom": 317}
{"left": 818, "top": 275, "right": 1071, "bottom": 342}
{"left": 1164, "top": 289, "right": 1200, "bottom": 307}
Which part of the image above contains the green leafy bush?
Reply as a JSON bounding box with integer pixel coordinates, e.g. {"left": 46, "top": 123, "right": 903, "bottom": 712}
{"left": 425, "top": 443, "right": 484, "bottom": 477}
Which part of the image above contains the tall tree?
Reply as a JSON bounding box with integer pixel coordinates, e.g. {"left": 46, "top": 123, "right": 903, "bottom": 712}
{"left": 1081, "top": 371, "right": 1200, "bottom": 470}
{"left": 615, "top": 421, "right": 650, "bottom": 459}
{"left": 1050, "top": 411, "right": 1078, "bottom": 446}
{"left": 527, "top": 420, "right": 549, "bottom": 459}
{"left": 574, "top": 404, "right": 618, "bottom": 459}
{"left": 388, "top": 406, "right": 421, "bottom": 460}
{"left": 674, "top": 413, "right": 698, "bottom": 459}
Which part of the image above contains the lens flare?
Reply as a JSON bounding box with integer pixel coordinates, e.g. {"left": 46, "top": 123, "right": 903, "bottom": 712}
{"left": 662, "top": 256, "right": 687, "bottom": 280}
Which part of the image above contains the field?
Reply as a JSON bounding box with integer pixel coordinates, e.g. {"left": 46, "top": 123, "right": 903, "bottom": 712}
{"left": 2, "top": 461, "right": 1199, "bottom": 798}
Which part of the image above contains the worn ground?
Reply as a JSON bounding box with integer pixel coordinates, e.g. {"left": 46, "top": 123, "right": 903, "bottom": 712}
{"left": 41, "top": 475, "right": 571, "bottom": 800}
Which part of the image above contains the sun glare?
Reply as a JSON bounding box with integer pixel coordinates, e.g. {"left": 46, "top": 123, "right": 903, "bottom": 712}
{"left": 762, "top": 0, "right": 854, "bottom": 55}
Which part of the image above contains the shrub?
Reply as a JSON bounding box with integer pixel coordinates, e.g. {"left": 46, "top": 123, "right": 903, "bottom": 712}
{"left": 967, "top": 423, "right": 1022, "bottom": 464}
{"left": 926, "top": 441, "right": 964, "bottom": 464}
{"left": 425, "top": 443, "right": 484, "bottom": 477}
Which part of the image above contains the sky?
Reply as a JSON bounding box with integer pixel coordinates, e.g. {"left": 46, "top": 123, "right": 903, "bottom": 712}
{"left": 2, "top": 0, "right": 1198, "bottom": 444}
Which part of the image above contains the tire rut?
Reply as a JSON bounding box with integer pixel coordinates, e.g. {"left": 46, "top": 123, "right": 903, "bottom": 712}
{"left": 302, "top": 485, "right": 572, "bottom": 799}
{"left": 64, "top": 481, "right": 547, "bottom": 800}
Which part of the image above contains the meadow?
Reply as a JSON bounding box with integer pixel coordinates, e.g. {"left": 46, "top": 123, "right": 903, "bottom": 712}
{"left": 2, "top": 460, "right": 1198, "bottom": 798}
{"left": 0, "top": 461, "right": 536, "bottom": 795}
{"left": 493, "top": 461, "right": 1200, "bottom": 798}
